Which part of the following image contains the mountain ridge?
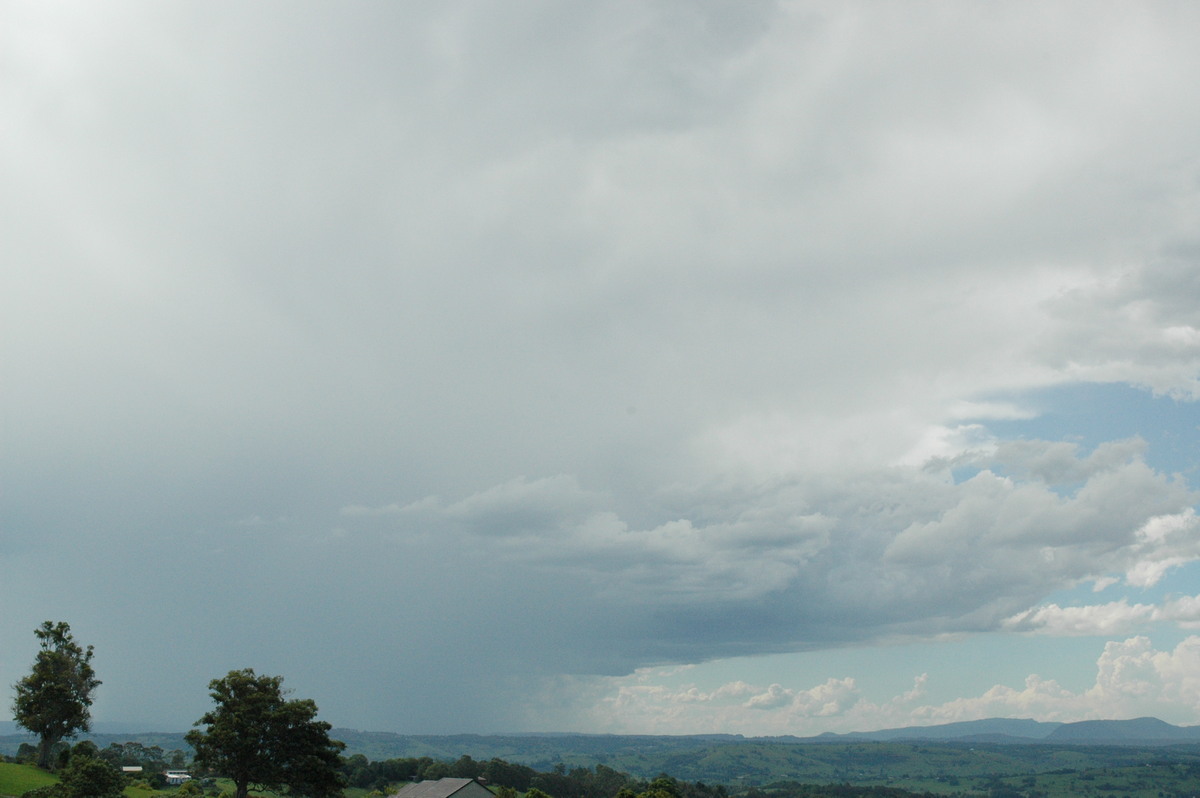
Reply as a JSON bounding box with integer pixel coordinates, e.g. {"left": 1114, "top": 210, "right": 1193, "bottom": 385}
{"left": 3, "top": 716, "right": 1200, "bottom": 760}
{"left": 782, "top": 716, "right": 1200, "bottom": 745}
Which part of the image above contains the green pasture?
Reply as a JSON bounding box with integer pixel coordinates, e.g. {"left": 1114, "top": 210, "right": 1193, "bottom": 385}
{"left": 0, "top": 766, "right": 377, "bottom": 798}
{"left": 0, "top": 763, "right": 57, "bottom": 797}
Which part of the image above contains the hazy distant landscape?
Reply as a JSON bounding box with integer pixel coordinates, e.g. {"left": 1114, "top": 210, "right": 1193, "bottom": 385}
{"left": 4, "top": 718, "right": 1200, "bottom": 796}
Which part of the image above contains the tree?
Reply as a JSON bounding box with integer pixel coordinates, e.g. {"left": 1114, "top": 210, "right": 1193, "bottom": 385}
{"left": 20, "top": 747, "right": 127, "bottom": 798}
{"left": 186, "top": 668, "right": 345, "bottom": 798}
{"left": 12, "top": 621, "right": 101, "bottom": 769}
{"left": 451, "top": 755, "right": 483, "bottom": 779}
{"left": 57, "top": 749, "right": 126, "bottom": 798}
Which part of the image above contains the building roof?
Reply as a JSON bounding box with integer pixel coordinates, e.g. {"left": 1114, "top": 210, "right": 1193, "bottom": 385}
{"left": 392, "top": 778, "right": 492, "bottom": 798}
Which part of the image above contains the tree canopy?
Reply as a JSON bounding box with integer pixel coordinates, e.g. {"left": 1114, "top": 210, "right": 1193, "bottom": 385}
{"left": 11, "top": 621, "right": 101, "bottom": 769}
{"left": 186, "top": 668, "right": 345, "bottom": 798}
{"left": 57, "top": 748, "right": 127, "bottom": 798}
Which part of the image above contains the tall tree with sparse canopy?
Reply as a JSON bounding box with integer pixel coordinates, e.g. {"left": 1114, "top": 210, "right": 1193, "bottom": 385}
{"left": 186, "top": 669, "right": 345, "bottom": 798}
{"left": 12, "top": 621, "right": 102, "bottom": 770}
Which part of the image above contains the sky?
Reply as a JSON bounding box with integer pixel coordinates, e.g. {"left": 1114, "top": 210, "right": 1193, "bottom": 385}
{"left": 2, "top": 1, "right": 1200, "bottom": 738}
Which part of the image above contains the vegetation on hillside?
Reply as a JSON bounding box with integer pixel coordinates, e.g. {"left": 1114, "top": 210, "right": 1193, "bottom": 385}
{"left": 7, "top": 735, "right": 1200, "bottom": 798}
{"left": 7, "top": 620, "right": 1200, "bottom": 798}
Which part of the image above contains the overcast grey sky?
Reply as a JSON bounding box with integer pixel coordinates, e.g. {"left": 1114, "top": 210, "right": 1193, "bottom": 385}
{"left": 3, "top": 1, "right": 1200, "bottom": 736}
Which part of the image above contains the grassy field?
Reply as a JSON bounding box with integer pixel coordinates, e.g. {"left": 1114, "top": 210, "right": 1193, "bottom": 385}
{"left": 0, "top": 762, "right": 165, "bottom": 798}
{"left": 0, "top": 763, "right": 57, "bottom": 797}
{"left": 0, "top": 767, "right": 374, "bottom": 798}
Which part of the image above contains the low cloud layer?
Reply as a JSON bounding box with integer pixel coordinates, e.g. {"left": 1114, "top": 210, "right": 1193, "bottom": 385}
{"left": 1005, "top": 595, "right": 1200, "bottom": 637}
{"left": 576, "top": 636, "right": 1200, "bottom": 735}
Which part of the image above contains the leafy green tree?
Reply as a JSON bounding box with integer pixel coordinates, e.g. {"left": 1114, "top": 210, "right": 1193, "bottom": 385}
{"left": 646, "top": 775, "right": 681, "bottom": 798}
{"left": 176, "top": 779, "right": 205, "bottom": 797}
{"left": 23, "top": 748, "right": 127, "bottom": 798}
{"left": 451, "top": 755, "right": 483, "bottom": 779}
{"left": 66, "top": 740, "right": 99, "bottom": 762}
{"left": 186, "top": 668, "right": 345, "bottom": 798}
{"left": 482, "top": 758, "right": 536, "bottom": 791}
{"left": 12, "top": 621, "right": 101, "bottom": 769}
{"left": 57, "top": 752, "right": 126, "bottom": 798}
{"left": 16, "top": 742, "right": 38, "bottom": 763}
{"left": 421, "top": 761, "right": 452, "bottom": 780}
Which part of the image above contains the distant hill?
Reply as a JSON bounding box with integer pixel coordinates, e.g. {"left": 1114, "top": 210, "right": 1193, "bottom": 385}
{"left": 1047, "top": 716, "right": 1200, "bottom": 743}
{"left": 321, "top": 730, "right": 749, "bottom": 769}
{"left": 816, "top": 717, "right": 1063, "bottom": 742}
{"left": 788, "top": 717, "right": 1200, "bottom": 745}
{"left": 3, "top": 717, "right": 1199, "bottom": 764}
{"left": 0, "top": 730, "right": 191, "bottom": 759}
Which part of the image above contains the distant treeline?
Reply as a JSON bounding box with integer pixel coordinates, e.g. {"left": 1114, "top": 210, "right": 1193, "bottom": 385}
{"left": 744, "top": 785, "right": 942, "bottom": 798}
{"left": 8, "top": 740, "right": 188, "bottom": 780}
{"left": 338, "top": 754, "right": 941, "bottom": 798}
{"left": 340, "top": 753, "right": 715, "bottom": 797}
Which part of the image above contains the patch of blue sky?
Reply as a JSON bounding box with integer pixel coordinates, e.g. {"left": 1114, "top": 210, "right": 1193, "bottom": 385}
{"left": 1156, "top": 559, "right": 1200, "bottom": 597}
{"left": 971, "top": 381, "right": 1200, "bottom": 481}
{"left": 647, "top": 632, "right": 1109, "bottom": 722}
{"left": 962, "top": 381, "right": 1199, "bottom": 615}
{"left": 1028, "top": 558, "right": 1200, "bottom": 643}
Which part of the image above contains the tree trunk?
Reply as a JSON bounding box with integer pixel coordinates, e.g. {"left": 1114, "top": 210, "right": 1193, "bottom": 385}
{"left": 36, "top": 734, "right": 63, "bottom": 770}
